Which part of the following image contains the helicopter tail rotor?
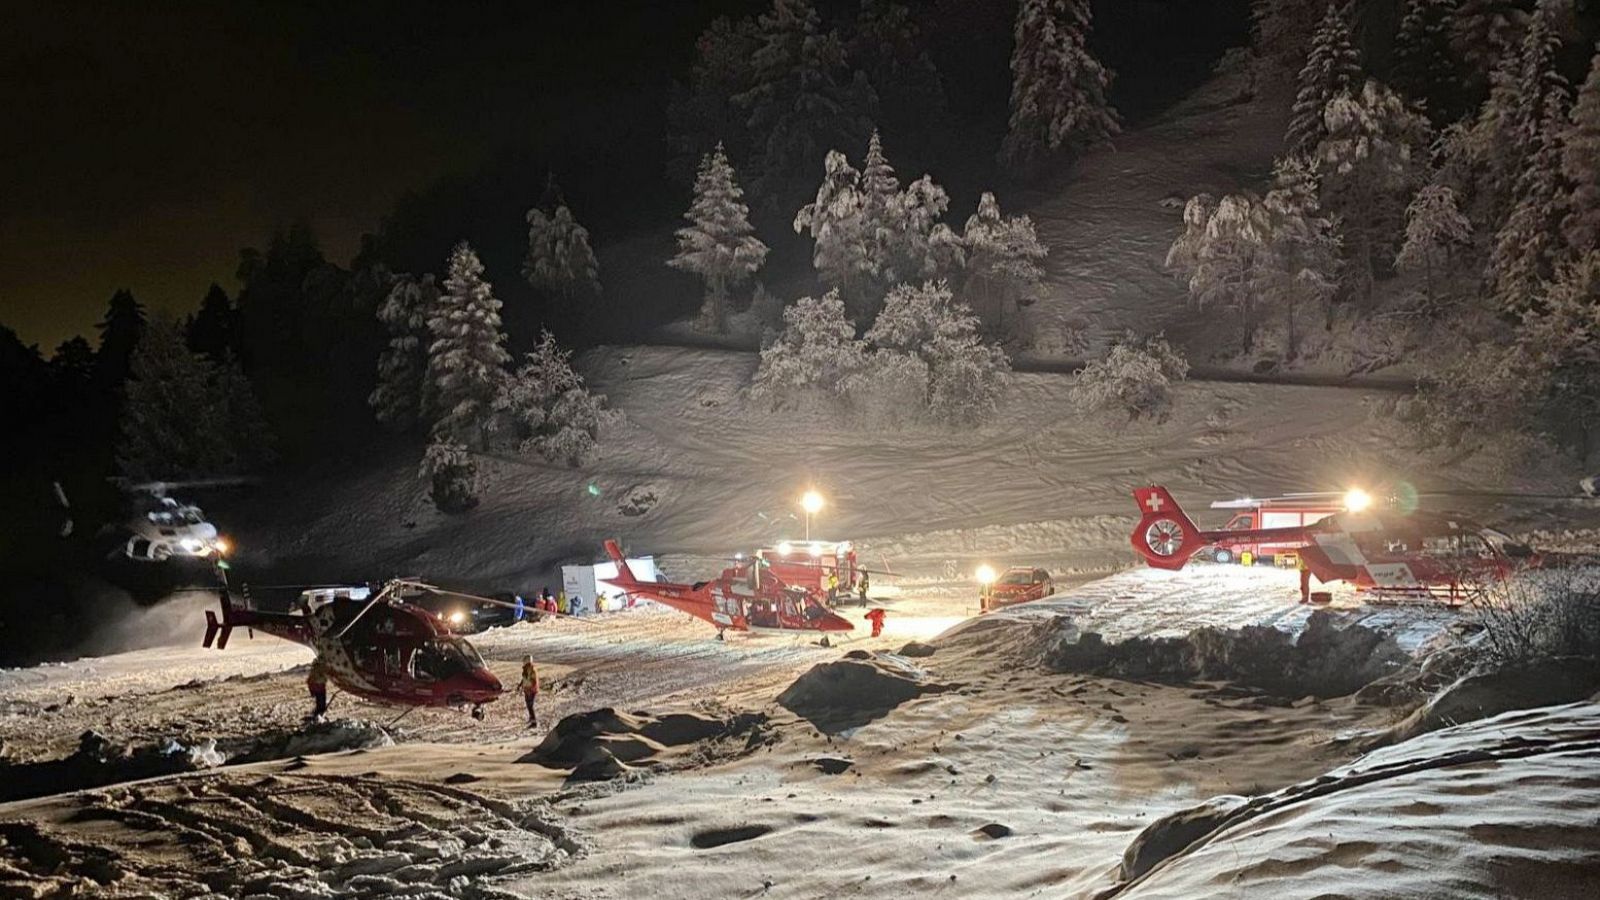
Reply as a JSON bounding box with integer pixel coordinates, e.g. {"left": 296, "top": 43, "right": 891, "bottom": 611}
{"left": 1130, "top": 486, "right": 1207, "bottom": 570}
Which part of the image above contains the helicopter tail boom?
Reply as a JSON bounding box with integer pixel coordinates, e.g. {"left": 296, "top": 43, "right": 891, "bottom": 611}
{"left": 602, "top": 539, "right": 641, "bottom": 586}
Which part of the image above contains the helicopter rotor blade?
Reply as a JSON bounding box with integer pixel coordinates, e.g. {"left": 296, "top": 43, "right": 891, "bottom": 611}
{"left": 333, "top": 582, "right": 396, "bottom": 640}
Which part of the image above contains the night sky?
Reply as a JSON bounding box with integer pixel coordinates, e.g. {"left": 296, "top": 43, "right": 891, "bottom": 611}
{"left": 2, "top": 0, "right": 1245, "bottom": 352}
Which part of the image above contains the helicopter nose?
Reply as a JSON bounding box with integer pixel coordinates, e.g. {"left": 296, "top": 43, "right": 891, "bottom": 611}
{"left": 475, "top": 667, "right": 503, "bottom": 693}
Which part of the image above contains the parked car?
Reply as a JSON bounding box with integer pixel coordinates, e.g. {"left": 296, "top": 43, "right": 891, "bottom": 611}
{"left": 980, "top": 567, "right": 1054, "bottom": 612}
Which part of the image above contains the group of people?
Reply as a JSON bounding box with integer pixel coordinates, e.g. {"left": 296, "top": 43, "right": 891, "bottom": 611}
{"left": 824, "top": 570, "right": 871, "bottom": 608}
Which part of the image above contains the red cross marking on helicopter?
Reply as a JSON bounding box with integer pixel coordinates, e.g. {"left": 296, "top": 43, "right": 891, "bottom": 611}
{"left": 1145, "top": 494, "right": 1164, "bottom": 512}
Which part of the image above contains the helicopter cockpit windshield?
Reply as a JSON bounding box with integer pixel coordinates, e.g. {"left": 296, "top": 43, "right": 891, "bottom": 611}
{"left": 412, "top": 637, "right": 484, "bottom": 681}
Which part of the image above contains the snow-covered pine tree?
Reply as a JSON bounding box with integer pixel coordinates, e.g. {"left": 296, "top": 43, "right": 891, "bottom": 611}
{"left": 370, "top": 273, "right": 439, "bottom": 431}
{"left": 1561, "top": 46, "right": 1600, "bottom": 258}
{"left": 117, "top": 317, "right": 236, "bottom": 479}
{"left": 671, "top": 144, "right": 770, "bottom": 334}
{"left": 1520, "top": 251, "right": 1600, "bottom": 456}
{"left": 1487, "top": 87, "right": 1572, "bottom": 314}
{"left": 1450, "top": 0, "right": 1533, "bottom": 95}
{"left": 427, "top": 242, "right": 511, "bottom": 448}
{"left": 1188, "top": 194, "right": 1273, "bottom": 352}
{"left": 1262, "top": 157, "right": 1340, "bottom": 357}
{"left": 1000, "top": 0, "right": 1119, "bottom": 174}
{"left": 1393, "top": 0, "right": 1464, "bottom": 123}
{"left": 863, "top": 281, "right": 1010, "bottom": 425}
{"left": 1316, "top": 80, "right": 1431, "bottom": 296}
{"left": 750, "top": 289, "right": 866, "bottom": 406}
{"left": 1396, "top": 183, "right": 1472, "bottom": 303}
{"left": 1165, "top": 194, "right": 1219, "bottom": 279}
{"left": 860, "top": 130, "right": 900, "bottom": 253}
{"left": 736, "top": 0, "right": 876, "bottom": 211}
{"left": 420, "top": 437, "right": 479, "bottom": 513}
{"left": 794, "top": 149, "right": 875, "bottom": 317}
{"left": 961, "top": 192, "right": 1048, "bottom": 335}
{"left": 1285, "top": 3, "right": 1362, "bottom": 157}
{"left": 1251, "top": 0, "right": 1325, "bottom": 76}
{"left": 856, "top": 131, "right": 962, "bottom": 287}
{"left": 494, "top": 331, "right": 617, "bottom": 466}
{"left": 523, "top": 186, "right": 602, "bottom": 316}
{"left": 1463, "top": 7, "right": 1565, "bottom": 227}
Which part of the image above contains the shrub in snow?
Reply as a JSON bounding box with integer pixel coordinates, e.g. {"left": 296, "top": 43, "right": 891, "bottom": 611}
{"left": 427, "top": 242, "right": 510, "bottom": 448}
{"left": 1070, "top": 334, "right": 1189, "bottom": 423}
{"left": 843, "top": 349, "right": 930, "bottom": 429}
{"left": 370, "top": 273, "right": 439, "bottom": 431}
{"left": 494, "top": 331, "right": 618, "bottom": 467}
{"left": 421, "top": 438, "right": 478, "bottom": 513}
{"left": 671, "top": 143, "right": 768, "bottom": 334}
{"left": 865, "top": 282, "right": 1010, "bottom": 426}
{"left": 748, "top": 282, "right": 788, "bottom": 346}
{"left": 1028, "top": 318, "right": 1091, "bottom": 357}
{"left": 1001, "top": 0, "right": 1119, "bottom": 173}
{"left": 750, "top": 290, "right": 866, "bottom": 407}
{"left": 1469, "top": 568, "right": 1600, "bottom": 670}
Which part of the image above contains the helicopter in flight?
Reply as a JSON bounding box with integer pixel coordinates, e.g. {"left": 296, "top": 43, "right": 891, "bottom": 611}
{"left": 1129, "top": 485, "right": 1547, "bottom": 604}
{"left": 202, "top": 577, "right": 519, "bottom": 719}
{"left": 600, "top": 540, "right": 857, "bottom": 638}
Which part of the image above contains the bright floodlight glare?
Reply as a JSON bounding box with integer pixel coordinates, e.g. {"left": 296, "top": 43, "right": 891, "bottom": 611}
{"left": 777, "top": 541, "right": 793, "bottom": 556}
{"left": 734, "top": 552, "right": 744, "bottom": 560}
{"left": 213, "top": 537, "right": 230, "bottom": 556}
{"left": 449, "top": 610, "right": 466, "bottom": 624}
{"left": 808, "top": 543, "right": 823, "bottom": 557}
{"left": 1344, "top": 487, "right": 1374, "bottom": 512}
{"left": 976, "top": 564, "right": 997, "bottom": 584}
{"left": 801, "top": 490, "right": 824, "bottom": 514}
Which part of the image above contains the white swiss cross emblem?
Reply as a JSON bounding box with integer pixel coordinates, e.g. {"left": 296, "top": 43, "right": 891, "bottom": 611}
{"left": 1145, "top": 493, "right": 1164, "bottom": 512}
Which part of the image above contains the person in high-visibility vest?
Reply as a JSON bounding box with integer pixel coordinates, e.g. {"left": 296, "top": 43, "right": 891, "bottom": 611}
{"left": 306, "top": 657, "right": 330, "bottom": 719}
{"left": 857, "top": 572, "right": 870, "bottom": 607}
{"left": 827, "top": 571, "right": 840, "bottom": 606}
{"left": 519, "top": 655, "right": 540, "bottom": 728}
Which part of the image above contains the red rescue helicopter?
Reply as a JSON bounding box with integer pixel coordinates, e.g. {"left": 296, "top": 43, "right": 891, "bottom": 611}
{"left": 1129, "top": 485, "right": 1542, "bottom": 604}
{"left": 202, "top": 578, "right": 515, "bottom": 718}
{"left": 601, "top": 540, "right": 856, "bottom": 638}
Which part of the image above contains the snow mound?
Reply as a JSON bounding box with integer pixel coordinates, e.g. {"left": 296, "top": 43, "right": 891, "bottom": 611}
{"left": 1108, "top": 702, "right": 1600, "bottom": 899}
{"left": 0, "top": 772, "right": 581, "bottom": 898}
{"left": 523, "top": 707, "right": 769, "bottom": 782}
{"left": 0, "top": 730, "right": 224, "bottom": 803}
{"left": 1369, "top": 657, "right": 1600, "bottom": 749}
{"left": 776, "top": 650, "right": 954, "bottom": 734}
{"left": 1035, "top": 611, "right": 1408, "bottom": 699}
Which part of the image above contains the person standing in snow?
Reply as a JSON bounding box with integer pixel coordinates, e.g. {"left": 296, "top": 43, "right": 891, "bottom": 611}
{"left": 306, "top": 657, "right": 330, "bottom": 719}
{"left": 826, "top": 571, "right": 839, "bottom": 606}
{"left": 557, "top": 589, "right": 567, "bottom": 614}
{"left": 519, "top": 655, "right": 540, "bottom": 728}
{"left": 857, "top": 572, "right": 870, "bottom": 607}
{"left": 864, "top": 607, "right": 886, "bottom": 638}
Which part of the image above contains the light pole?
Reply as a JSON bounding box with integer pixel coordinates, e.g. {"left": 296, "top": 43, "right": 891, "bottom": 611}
{"left": 801, "top": 490, "right": 824, "bottom": 541}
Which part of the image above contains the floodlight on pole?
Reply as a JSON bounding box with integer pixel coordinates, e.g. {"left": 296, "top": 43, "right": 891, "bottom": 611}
{"left": 801, "top": 490, "right": 824, "bottom": 541}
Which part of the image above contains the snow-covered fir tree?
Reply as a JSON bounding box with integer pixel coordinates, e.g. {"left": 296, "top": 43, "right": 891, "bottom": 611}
{"left": 117, "top": 317, "right": 270, "bottom": 479}
{"left": 1070, "top": 333, "right": 1190, "bottom": 423}
{"left": 1521, "top": 251, "right": 1600, "bottom": 456}
{"left": 420, "top": 437, "right": 478, "bottom": 513}
{"left": 1188, "top": 194, "right": 1274, "bottom": 352}
{"left": 1487, "top": 87, "right": 1571, "bottom": 313}
{"left": 369, "top": 273, "right": 439, "bottom": 431}
{"left": 736, "top": 0, "right": 876, "bottom": 210}
{"left": 523, "top": 188, "right": 602, "bottom": 310}
{"left": 671, "top": 143, "right": 769, "bottom": 334}
{"left": 1165, "top": 194, "right": 1219, "bottom": 277}
{"left": 1285, "top": 3, "right": 1362, "bottom": 157}
{"left": 493, "top": 331, "right": 617, "bottom": 467}
{"left": 1251, "top": 0, "right": 1325, "bottom": 76}
{"left": 794, "top": 150, "right": 874, "bottom": 315}
{"left": 1394, "top": 0, "right": 1464, "bottom": 123}
{"left": 427, "top": 242, "right": 511, "bottom": 447}
{"left": 1450, "top": 0, "right": 1534, "bottom": 94}
{"left": 1462, "top": 8, "right": 1565, "bottom": 227}
{"left": 862, "top": 281, "right": 1010, "bottom": 425}
{"left": 858, "top": 131, "right": 962, "bottom": 288}
{"left": 750, "top": 290, "right": 866, "bottom": 406}
{"left": 1561, "top": 46, "right": 1600, "bottom": 257}
{"left": 961, "top": 192, "right": 1048, "bottom": 334}
{"left": 1262, "top": 157, "right": 1341, "bottom": 356}
{"left": 1000, "top": 0, "right": 1119, "bottom": 173}
{"left": 1316, "top": 80, "right": 1431, "bottom": 296}
{"left": 1396, "top": 184, "right": 1473, "bottom": 302}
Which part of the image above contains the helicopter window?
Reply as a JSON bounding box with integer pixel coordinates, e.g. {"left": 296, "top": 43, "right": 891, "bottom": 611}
{"left": 1229, "top": 515, "right": 1255, "bottom": 530}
